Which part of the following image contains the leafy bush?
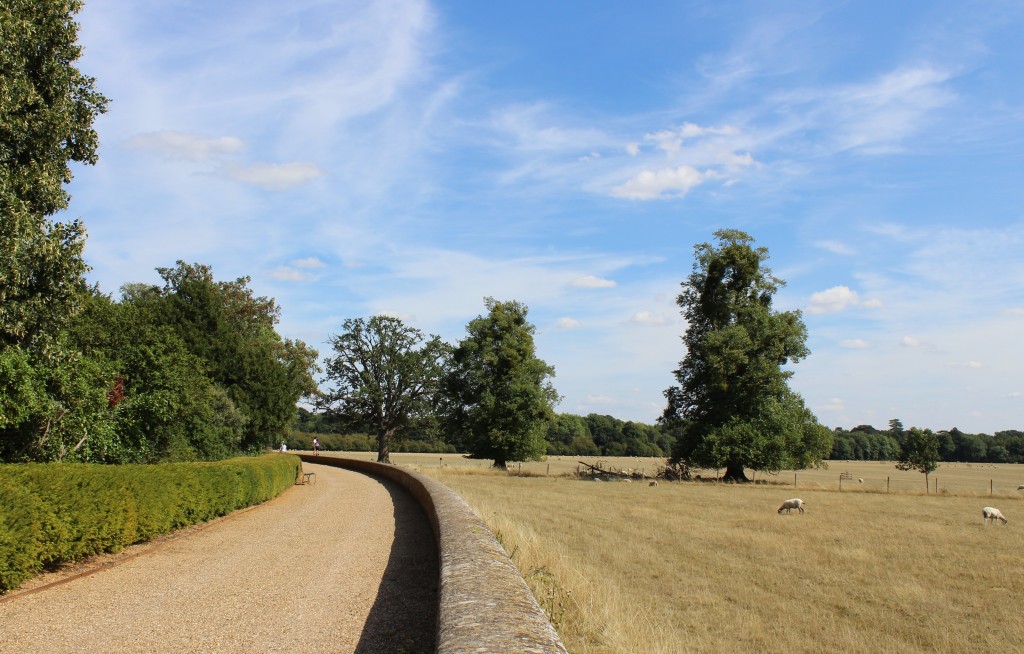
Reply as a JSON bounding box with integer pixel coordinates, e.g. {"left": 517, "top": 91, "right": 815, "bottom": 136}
{"left": 0, "top": 454, "right": 299, "bottom": 594}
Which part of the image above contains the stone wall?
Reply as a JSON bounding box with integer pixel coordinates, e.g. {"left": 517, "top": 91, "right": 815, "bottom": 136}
{"left": 296, "top": 454, "right": 568, "bottom": 654}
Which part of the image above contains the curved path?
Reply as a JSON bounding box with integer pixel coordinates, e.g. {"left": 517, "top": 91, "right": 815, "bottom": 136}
{"left": 0, "top": 464, "right": 438, "bottom": 653}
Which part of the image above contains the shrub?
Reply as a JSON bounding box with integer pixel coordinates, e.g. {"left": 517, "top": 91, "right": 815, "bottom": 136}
{"left": 0, "top": 454, "right": 299, "bottom": 594}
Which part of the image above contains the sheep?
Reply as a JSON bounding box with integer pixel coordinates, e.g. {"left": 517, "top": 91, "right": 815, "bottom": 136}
{"left": 858, "top": 478, "right": 864, "bottom": 483}
{"left": 649, "top": 481, "right": 658, "bottom": 487}
{"left": 982, "top": 507, "right": 1008, "bottom": 525}
{"left": 777, "top": 498, "right": 805, "bottom": 514}
{"left": 1017, "top": 485, "right": 1024, "bottom": 491}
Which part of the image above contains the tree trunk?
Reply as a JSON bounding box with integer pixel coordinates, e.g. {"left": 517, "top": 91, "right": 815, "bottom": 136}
{"left": 492, "top": 458, "right": 507, "bottom": 470}
{"left": 924, "top": 472, "right": 929, "bottom": 494}
{"left": 721, "top": 464, "right": 749, "bottom": 483}
{"left": 377, "top": 430, "right": 391, "bottom": 464}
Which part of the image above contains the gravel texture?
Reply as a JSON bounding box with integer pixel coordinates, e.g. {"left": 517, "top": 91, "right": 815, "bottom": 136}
{"left": 0, "top": 464, "right": 438, "bottom": 654}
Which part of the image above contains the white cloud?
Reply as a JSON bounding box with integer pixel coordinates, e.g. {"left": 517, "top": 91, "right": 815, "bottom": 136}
{"left": 571, "top": 275, "right": 617, "bottom": 289}
{"left": 1002, "top": 307, "right": 1024, "bottom": 317}
{"left": 949, "top": 360, "right": 983, "bottom": 369}
{"left": 625, "top": 142, "right": 640, "bottom": 156}
{"left": 900, "top": 336, "right": 921, "bottom": 348}
{"left": 861, "top": 298, "right": 884, "bottom": 308}
{"left": 227, "top": 162, "right": 324, "bottom": 190}
{"left": 815, "top": 240, "right": 854, "bottom": 256}
{"left": 293, "top": 257, "right": 327, "bottom": 269}
{"left": 611, "top": 165, "right": 706, "bottom": 200}
{"left": 807, "top": 285, "right": 860, "bottom": 314}
{"left": 840, "top": 339, "right": 870, "bottom": 349}
{"left": 269, "top": 266, "right": 311, "bottom": 282}
{"left": 630, "top": 311, "right": 669, "bottom": 326}
{"left": 556, "top": 317, "right": 582, "bottom": 329}
{"left": 1010, "top": 392, "right": 1024, "bottom": 399}
{"left": 124, "top": 131, "right": 245, "bottom": 160}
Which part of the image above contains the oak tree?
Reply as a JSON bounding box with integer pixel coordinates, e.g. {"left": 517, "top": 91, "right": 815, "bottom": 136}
{"left": 323, "top": 316, "right": 447, "bottom": 463}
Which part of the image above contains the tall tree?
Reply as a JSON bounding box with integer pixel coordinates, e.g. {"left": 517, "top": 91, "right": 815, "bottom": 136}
{"left": 896, "top": 427, "right": 940, "bottom": 493}
{"left": 442, "top": 298, "right": 560, "bottom": 469}
{"left": 1, "top": 1, "right": 109, "bottom": 462}
{"left": 151, "top": 261, "right": 319, "bottom": 450}
{"left": 1, "top": 0, "right": 108, "bottom": 347}
{"left": 323, "top": 316, "right": 447, "bottom": 463}
{"left": 661, "top": 229, "right": 832, "bottom": 481}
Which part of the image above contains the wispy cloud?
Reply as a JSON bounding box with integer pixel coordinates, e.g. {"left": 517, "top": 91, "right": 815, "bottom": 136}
{"left": 124, "top": 131, "right": 245, "bottom": 160}
{"left": 556, "top": 317, "right": 582, "bottom": 329}
{"left": 571, "top": 275, "right": 617, "bottom": 289}
{"left": 630, "top": 311, "right": 670, "bottom": 326}
{"left": 840, "top": 339, "right": 870, "bottom": 349}
{"left": 226, "top": 162, "right": 324, "bottom": 190}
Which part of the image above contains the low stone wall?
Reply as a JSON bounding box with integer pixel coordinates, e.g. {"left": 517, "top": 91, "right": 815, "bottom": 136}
{"left": 296, "top": 454, "right": 568, "bottom": 654}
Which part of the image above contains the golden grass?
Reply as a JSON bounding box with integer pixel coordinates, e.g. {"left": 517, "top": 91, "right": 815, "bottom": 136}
{"left": 407, "top": 463, "right": 1024, "bottom": 654}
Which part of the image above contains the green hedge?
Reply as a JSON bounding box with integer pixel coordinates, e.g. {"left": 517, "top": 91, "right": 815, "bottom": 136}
{"left": 0, "top": 453, "right": 300, "bottom": 594}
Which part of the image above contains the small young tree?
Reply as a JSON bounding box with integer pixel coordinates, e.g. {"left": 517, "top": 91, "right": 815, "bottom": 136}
{"left": 895, "top": 427, "right": 940, "bottom": 493}
{"left": 323, "top": 316, "right": 447, "bottom": 463}
{"left": 441, "top": 298, "right": 560, "bottom": 469}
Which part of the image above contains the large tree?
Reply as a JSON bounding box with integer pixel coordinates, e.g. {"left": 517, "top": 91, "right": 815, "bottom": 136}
{"left": 1, "top": 1, "right": 109, "bottom": 461}
{"left": 150, "top": 262, "right": 320, "bottom": 451}
{"left": 323, "top": 316, "right": 447, "bottom": 463}
{"left": 662, "top": 229, "right": 832, "bottom": 481}
{"left": 442, "top": 298, "right": 560, "bottom": 469}
{"left": 1, "top": 0, "right": 108, "bottom": 347}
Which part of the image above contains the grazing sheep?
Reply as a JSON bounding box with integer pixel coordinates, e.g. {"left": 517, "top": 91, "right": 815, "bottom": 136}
{"left": 858, "top": 478, "right": 864, "bottom": 483}
{"left": 777, "top": 498, "right": 805, "bottom": 514}
{"left": 1017, "top": 485, "right": 1024, "bottom": 491}
{"left": 982, "top": 507, "right": 1008, "bottom": 525}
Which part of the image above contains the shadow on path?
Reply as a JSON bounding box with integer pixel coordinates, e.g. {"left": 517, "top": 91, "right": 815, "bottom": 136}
{"left": 353, "top": 475, "right": 438, "bottom": 654}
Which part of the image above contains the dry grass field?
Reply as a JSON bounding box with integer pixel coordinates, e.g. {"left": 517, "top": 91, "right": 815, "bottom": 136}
{"left": 317, "top": 453, "right": 1024, "bottom": 652}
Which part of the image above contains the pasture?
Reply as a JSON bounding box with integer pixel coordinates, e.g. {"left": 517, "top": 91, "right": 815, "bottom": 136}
{"left": 385, "top": 457, "right": 1022, "bottom": 654}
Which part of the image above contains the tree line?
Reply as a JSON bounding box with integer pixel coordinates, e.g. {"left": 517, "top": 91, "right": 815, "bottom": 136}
{"left": 831, "top": 420, "right": 1024, "bottom": 464}
{"left": 292, "top": 407, "right": 675, "bottom": 459}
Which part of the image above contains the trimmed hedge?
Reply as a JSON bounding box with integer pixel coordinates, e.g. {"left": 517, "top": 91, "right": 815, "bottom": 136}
{"left": 0, "top": 453, "right": 300, "bottom": 594}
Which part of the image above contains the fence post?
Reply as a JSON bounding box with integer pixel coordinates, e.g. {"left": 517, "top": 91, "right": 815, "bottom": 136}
{"left": 934, "top": 476, "right": 937, "bottom": 494}
{"left": 546, "top": 464, "right": 550, "bottom": 476}
{"left": 794, "top": 473, "right": 797, "bottom": 488}
{"left": 990, "top": 479, "right": 993, "bottom": 496}
{"left": 887, "top": 477, "right": 890, "bottom": 494}
{"left": 839, "top": 474, "right": 843, "bottom": 492}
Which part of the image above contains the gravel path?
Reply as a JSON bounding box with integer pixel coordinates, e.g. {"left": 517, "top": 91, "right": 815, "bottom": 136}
{"left": 0, "top": 464, "right": 438, "bottom": 653}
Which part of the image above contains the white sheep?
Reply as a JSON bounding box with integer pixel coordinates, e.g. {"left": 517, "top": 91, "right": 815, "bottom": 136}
{"left": 858, "top": 478, "right": 864, "bottom": 483}
{"left": 982, "top": 507, "right": 1008, "bottom": 525}
{"left": 777, "top": 498, "right": 805, "bottom": 514}
{"left": 1017, "top": 484, "right": 1024, "bottom": 491}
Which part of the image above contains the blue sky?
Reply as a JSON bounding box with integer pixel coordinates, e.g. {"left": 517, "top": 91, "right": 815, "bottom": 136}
{"left": 63, "top": 0, "right": 1024, "bottom": 433}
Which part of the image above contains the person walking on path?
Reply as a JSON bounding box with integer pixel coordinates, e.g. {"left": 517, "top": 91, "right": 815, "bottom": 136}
{"left": 312, "top": 436, "right": 319, "bottom": 456}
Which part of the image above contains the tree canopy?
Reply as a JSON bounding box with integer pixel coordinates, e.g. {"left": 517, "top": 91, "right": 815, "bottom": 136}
{"left": 662, "top": 229, "right": 832, "bottom": 481}
{"left": 323, "top": 316, "right": 448, "bottom": 463}
{"left": 441, "top": 298, "right": 560, "bottom": 468}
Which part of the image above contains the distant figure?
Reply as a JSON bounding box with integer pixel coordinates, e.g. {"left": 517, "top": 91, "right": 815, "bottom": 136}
{"left": 312, "top": 437, "right": 319, "bottom": 456}
{"left": 280, "top": 442, "right": 287, "bottom": 452}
